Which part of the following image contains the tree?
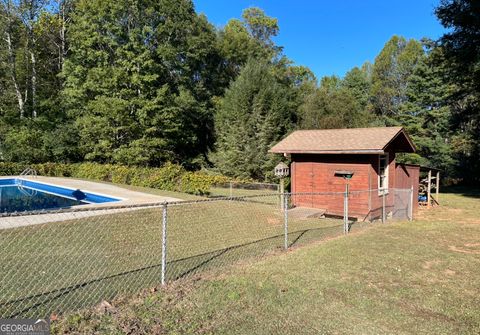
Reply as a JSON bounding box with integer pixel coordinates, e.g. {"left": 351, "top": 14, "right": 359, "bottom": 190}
{"left": 217, "top": 7, "right": 281, "bottom": 81}
{"left": 435, "top": 0, "right": 480, "bottom": 183}
{"left": 371, "top": 36, "right": 424, "bottom": 121}
{"left": 211, "top": 59, "right": 294, "bottom": 180}
{"left": 342, "top": 63, "right": 371, "bottom": 110}
{"left": 298, "top": 77, "right": 375, "bottom": 130}
{"left": 1, "top": 0, "right": 27, "bottom": 118}
{"left": 0, "top": 0, "right": 81, "bottom": 163}
{"left": 62, "top": 0, "right": 222, "bottom": 167}
{"left": 397, "top": 44, "right": 456, "bottom": 174}
{"left": 242, "top": 7, "right": 279, "bottom": 52}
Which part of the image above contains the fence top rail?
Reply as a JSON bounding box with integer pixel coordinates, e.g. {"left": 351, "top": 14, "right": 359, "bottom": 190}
{"left": 0, "top": 188, "right": 413, "bottom": 218}
{"left": 213, "top": 181, "right": 279, "bottom": 186}
{"left": 0, "top": 192, "right": 279, "bottom": 218}
{"left": 212, "top": 182, "right": 279, "bottom": 189}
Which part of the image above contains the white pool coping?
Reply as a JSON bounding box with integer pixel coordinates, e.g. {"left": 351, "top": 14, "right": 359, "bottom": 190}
{"left": 0, "top": 176, "right": 182, "bottom": 229}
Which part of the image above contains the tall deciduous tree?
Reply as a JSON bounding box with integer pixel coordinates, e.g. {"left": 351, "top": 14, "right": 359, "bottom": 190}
{"left": 371, "top": 36, "right": 424, "bottom": 120}
{"left": 62, "top": 0, "right": 221, "bottom": 167}
{"left": 298, "top": 76, "right": 375, "bottom": 130}
{"left": 217, "top": 7, "right": 281, "bottom": 82}
{"left": 1, "top": 0, "right": 27, "bottom": 118}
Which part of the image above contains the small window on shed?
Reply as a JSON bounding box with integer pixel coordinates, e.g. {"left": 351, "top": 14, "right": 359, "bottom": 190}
{"left": 378, "top": 153, "right": 389, "bottom": 195}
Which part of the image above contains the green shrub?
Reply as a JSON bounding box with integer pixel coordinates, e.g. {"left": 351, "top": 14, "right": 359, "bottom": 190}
{"left": 128, "top": 167, "right": 151, "bottom": 188}
{"left": 0, "top": 162, "right": 23, "bottom": 175}
{"left": 146, "top": 163, "right": 185, "bottom": 190}
{"left": 34, "top": 163, "right": 74, "bottom": 177}
{"left": 110, "top": 165, "right": 132, "bottom": 184}
{"left": 179, "top": 172, "right": 212, "bottom": 195}
{"left": 74, "top": 163, "right": 112, "bottom": 181}
{"left": 0, "top": 162, "right": 248, "bottom": 195}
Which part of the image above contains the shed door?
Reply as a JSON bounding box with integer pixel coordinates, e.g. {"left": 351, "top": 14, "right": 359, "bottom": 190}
{"left": 294, "top": 162, "right": 314, "bottom": 208}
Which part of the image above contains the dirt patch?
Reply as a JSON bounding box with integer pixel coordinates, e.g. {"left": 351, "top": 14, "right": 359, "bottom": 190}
{"left": 448, "top": 244, "right": 480, "bottom": 255}
{"left": 444, "top": 269, "right": 456, "bottom": 276}
{"left": 422, "top": 260, "right": 440, "bottom": 269}
{"left": 266, "top": 217, "right": 281, "bottom": 225}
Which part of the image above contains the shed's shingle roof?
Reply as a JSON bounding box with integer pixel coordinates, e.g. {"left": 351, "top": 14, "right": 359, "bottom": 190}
{"left": 269, "top": 127, "right": 415, "bottom": 154}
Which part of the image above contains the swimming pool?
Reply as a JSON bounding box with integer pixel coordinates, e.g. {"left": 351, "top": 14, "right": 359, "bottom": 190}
{"left": 0, "top": 178, "right": 120, "bottom": 213}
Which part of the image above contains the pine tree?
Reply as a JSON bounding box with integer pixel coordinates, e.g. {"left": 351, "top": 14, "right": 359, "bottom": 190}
{"left": 342, "top": 64, "right": 371, "bottom": 110}
{"left": 211, "top": 59, "right": 293, "bottom": 180}
{"left": 435, "top": 0, "right": 480, "bottom": 184}
{"left": 397, "top": 45, "right": 456, "bottom": 174}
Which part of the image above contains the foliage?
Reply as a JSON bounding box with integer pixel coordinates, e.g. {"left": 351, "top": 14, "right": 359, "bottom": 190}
{"left": 61, "top": 0, "right": 221, "bottom": 167}
{"left": 371, "top": 36, "right": 424, "bottom": 120}
{"left": 435, "top": 0, "right": 480, "bottom": 184}
{"left": 396, "top": 43, "right": 456, "bottom": 174}
{"left": 211, "top": 59, "right": 295, "bottom": 180}
{"left": 0, "top": 162, "right": 238, "bottom": 195}
{"left": 218, "top": 7, "right": 281, "bottom": 80}
{"left": 0, "top": 1, "right": 479, "bottom": 184}
{"left": 342, "top": 63, "right": 372, "bottom": 110}
{"left": 298, "top": 75, "right": 376, "bottom": 129}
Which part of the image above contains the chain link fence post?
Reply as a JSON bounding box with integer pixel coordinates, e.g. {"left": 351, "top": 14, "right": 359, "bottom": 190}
{"left": 343, "top": 184, "right": 349, "bottom": 234}
{"left": 409, "top": 186, "right": 414, "bottom": 221}
{"left": 284, "top": 193, "right": 289, "bottom": 250}
{"left": 382, "top": 191, "right": 386, "bottom": 223}
{"left": 161, "top": 201, "right": 168, "bottom": 286}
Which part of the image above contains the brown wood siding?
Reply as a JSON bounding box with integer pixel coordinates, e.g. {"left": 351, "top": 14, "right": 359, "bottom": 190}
{"left": 291, "top": 154, "right": 372, "bottom": 218}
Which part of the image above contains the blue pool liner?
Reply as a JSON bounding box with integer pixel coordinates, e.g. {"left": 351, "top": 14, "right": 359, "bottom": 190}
{"left": 0, "top": 178, "right": 120, "bottom": 204}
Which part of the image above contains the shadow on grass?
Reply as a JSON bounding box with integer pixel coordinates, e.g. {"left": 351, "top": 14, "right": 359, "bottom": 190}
{"left": 442, "top": 186, "right": 480, "bottom": 199}
{"left": 0, "top": 221, "right": 366, "bottom": 319}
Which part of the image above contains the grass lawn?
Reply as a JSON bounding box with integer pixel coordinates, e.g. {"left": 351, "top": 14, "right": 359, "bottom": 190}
{"left": 72, "top": 177, "right": 206, "bottom": 201}
{"left": 0, "top": 192, "right": 355, "bottom": 319}
{"left": 51, "top": 189, "right": 480, "bottom": 334}
{"left": 208, "top": 186, "right": 278, "bottom": 199}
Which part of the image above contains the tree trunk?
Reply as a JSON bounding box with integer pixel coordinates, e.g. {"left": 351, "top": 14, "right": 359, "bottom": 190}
{"left": 26, "top": 0, "right": 37, "bottom": 118}
{"left": 59, "top": 0, "right": 67, "bottom": 73}
{"left": 30, "top": 49, "right": 37, "bottom": 118}
{"left": 5, "top": 30, "right": 25, "bottom": 118}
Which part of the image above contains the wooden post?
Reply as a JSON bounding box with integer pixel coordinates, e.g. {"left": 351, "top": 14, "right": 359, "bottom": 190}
{"left": 436, "top": 171, "right": 440, "bottom": 205}
{"left": 427, "top": 170, "right": 432, "bottom": 208}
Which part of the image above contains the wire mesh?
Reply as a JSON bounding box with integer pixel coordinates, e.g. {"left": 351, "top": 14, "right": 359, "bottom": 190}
{"left": 208, "top": 182, "right": 279, "bottom": 198}
{"left": 0, "top": 206, "right": 165, "bottom": 318}
{"left": 392, "top": 188, "right": 413, "bottom": 220}
{"left": 0, "top": 188, "right": 412, "bottom": 318}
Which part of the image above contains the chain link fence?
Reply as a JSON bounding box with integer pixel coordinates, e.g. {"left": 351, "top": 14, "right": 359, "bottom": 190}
{"left": 208, "top": 181, "right": 279, "bottom": 198}
{"left": 0, "top": 188, "right": 413, "bottom": 318}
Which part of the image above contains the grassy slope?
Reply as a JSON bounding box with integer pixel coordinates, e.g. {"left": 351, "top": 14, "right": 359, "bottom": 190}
{"left": 53, "top": 190, "right": 480, "bottom": 335}
{"left": 1, "top": 191, "right": 354, "bottom": 319}
{"left": 71, "top": 178, "right": 206, "bottom": 201}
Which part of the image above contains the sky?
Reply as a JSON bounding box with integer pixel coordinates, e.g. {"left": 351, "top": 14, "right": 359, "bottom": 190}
{"left": 193, "top": 0, "right": 446, "bottom": 79}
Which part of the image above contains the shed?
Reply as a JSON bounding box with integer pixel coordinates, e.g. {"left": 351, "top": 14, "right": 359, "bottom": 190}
{"left": 269, "top": 127, "right": 419, "bottom": 221}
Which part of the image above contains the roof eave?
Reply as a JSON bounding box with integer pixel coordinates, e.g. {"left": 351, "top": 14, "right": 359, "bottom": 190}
{"left": 268, "top": 149, "right": 385, "bottom": 154}
{"left": 382, "top": 128, "right": 416, "bottom": 153}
